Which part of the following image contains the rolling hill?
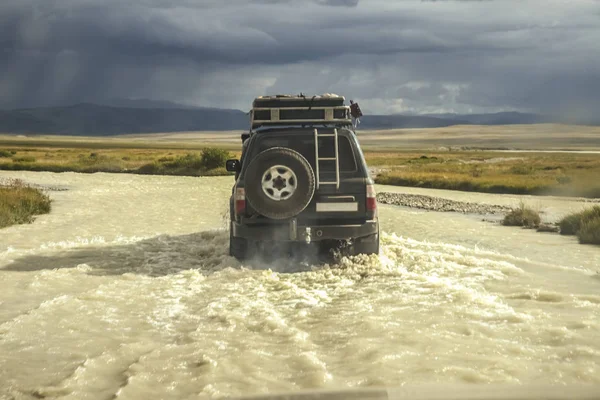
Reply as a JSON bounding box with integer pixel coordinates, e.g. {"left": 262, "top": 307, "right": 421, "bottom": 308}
{"left": 0, "top": 101, "right": 596, "bottom": 135}
{"left": 0, "top": 103, "right": 249, "bottom": 135}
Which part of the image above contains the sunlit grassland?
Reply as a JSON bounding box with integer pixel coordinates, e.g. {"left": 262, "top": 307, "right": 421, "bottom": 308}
{"left": 0, "top": 145, "right": 237, "bottom": 176}
{"left": 1, "top": 133, "right": 600, "bottom": 198}
{"left": 368, "top": 152, "right": 600, "bottom": 198}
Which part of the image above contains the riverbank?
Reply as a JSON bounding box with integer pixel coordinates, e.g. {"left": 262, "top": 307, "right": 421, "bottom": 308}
{"left": 378, "top": 191, "right": 600, "bottom": 244}
{"left": 2, "top": 134, "right": 600, "bottom": 198}
{"left": 369, "top": 152, "right": 600, "bottom": 199}
{"left": 0, "top": 146, "right": 232, "bottom": 177}
{"left": 0, "top": 179, "right": 52, "bottom": 228}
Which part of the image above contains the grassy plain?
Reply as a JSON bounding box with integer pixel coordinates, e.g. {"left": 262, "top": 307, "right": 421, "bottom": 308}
{"left": 370, "top": 151, "right": 600, "bottom": 198}
{"left": 0, "top": 144, "right": 234, "bottom": 176}
{"left": 1, "top": 123, "right": 600, "bottom": 198}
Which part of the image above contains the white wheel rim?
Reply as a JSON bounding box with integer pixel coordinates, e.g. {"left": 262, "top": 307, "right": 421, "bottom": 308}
{"left": 261, "top": 165, "right": 298, "bottom": 201}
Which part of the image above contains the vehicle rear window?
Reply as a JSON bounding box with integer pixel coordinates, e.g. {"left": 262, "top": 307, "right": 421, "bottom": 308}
{"left": 256, "top": 133, "right": 357, "bottom": 172}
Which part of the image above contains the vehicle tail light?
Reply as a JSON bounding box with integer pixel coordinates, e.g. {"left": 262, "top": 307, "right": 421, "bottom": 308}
{"left": 366, "top": 184, "right": 377, "bottom": 211}
{"left": 235, "top": 187, "right": 246, "bottom": 215}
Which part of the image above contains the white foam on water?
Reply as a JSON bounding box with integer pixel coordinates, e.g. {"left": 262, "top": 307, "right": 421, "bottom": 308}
{"left": 1, "top": 171, "right": 599, "bottom": 399}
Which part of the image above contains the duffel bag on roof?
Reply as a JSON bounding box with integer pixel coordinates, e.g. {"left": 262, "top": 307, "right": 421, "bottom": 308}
{"left": 252, "top": 93, "right": 345, "bottom": 109}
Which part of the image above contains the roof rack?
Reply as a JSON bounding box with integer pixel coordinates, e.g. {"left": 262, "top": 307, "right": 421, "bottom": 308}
{"left": 250, "top": 94, "right": 353, "bottom": 131}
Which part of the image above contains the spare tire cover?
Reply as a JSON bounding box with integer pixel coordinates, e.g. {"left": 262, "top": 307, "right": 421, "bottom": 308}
{"left": 244, "top": 147, "right": 315, "bottom": 220}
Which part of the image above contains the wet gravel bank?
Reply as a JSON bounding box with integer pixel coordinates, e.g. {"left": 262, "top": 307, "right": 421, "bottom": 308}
{"left": 377, "top": 192, "right": 512, "bottom": 215}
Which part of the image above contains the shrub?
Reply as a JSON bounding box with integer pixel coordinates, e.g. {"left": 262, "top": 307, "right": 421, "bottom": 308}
{"left": 559, "top": 206, "right": 600, "bottom": 236}
{"left": 0, "top": 150, "right": 13, "bottom": 158}
{"left": 559, "top": 213, "right": 582, "bottom": 235}
{"left": 200, "top": 147, "right": 231, "bottom": 170}
{"left": 0, "top": 179, "right": 52, "bottom": 228}
{"left": 503, "top": 202, "right": 541, "bottom": 228}
{"left": 577, "top": 216, "right": 600, "bottom": 245}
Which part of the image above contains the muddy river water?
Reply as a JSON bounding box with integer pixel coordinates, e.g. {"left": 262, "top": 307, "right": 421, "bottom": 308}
{"left": 1, "top": 171, "right": 599, "bottom": 399}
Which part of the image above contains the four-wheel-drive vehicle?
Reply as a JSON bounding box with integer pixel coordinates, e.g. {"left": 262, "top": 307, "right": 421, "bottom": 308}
{"left": 225, "top": 94, "right": 379, "bottom": 260}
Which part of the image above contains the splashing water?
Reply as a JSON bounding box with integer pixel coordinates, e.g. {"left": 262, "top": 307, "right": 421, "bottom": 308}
{"left": 0, "top": 171, "right": 598, "bottom": 399}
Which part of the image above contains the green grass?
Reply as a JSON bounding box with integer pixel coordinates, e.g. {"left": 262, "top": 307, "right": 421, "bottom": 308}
{"left": 2, "top": 140, "right": 600, "bottom": 198}
{"left": 0, "top": 146, "right": 235, "bottom": 177}
{"left": 136, "top": 148, "right": 231, "bottom": 176}
{"left": 370, "top": 152, "right": 600, "bottom": 198}
{"left": 0, "top": 179, "right": 52, "bottom": 228}
{"left": 502, "top": 202, "right": 541, "bottom": 229}
{"left": 558, "top": 206, "right": 600, "bottom": 244}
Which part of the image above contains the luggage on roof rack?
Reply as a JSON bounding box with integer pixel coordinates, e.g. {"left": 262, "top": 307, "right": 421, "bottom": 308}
{"left": 253, "top": 94, "right": 346, "bottom": 108}
{"left": 250, "top": 94, "right": 353, "bottom": 131}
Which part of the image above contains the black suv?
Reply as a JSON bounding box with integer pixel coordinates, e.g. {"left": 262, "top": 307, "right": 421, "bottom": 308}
{"left": 225, "top": 94, "right": 379, "bottom": 260}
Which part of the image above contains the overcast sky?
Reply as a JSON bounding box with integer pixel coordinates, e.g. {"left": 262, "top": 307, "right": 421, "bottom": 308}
{"left": 1, "top": 0, "right": 599, "bottom": 117}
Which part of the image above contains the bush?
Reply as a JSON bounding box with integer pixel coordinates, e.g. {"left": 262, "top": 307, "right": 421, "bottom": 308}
{"left": 0, "top": 150, "right": 13, "bottom": 158}
{"left": 577, "top": 216, "right": 600, "bottom": 245}
{"left": 0, "top": 179, "right": 52, "bottom": 228}
{"left": 503, "top": 202, "right": 541, "bottom": 228}
{"left": 559, "top": 213, "right": 582, "bottom": 235}
{"left": 200, "top": 147, "right": 230, "bottom": 170}
{"left": 559, "top": 206, "right": 600, "bottom": 236}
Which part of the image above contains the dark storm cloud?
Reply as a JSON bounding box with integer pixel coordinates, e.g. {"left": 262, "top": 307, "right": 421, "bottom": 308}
{"left": 251, "top": 0, "right": 359, "bottom": 5}
{"left": 0, "top": 0, "right": 599, "bottom": 119}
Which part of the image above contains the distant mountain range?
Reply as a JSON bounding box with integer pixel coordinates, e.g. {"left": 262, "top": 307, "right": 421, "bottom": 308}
{"left": 0, "top": 99, "right": 597, "bottom": 136}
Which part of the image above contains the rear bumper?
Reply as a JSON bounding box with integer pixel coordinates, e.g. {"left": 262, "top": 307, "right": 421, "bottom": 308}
{"left": 232, "top": 219, "right": 378, "bottom": 242}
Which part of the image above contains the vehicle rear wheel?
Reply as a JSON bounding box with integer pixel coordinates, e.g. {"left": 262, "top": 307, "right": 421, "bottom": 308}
{"left": 244, "top": 147, "right": 315, "bottom": 220}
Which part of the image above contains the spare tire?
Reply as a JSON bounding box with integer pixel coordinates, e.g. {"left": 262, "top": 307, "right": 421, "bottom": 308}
{"left": 244, "top": 147, "right": 315, "bottom": 220}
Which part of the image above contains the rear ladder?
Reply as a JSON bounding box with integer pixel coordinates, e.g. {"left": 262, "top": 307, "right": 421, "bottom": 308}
{"left": 314, "top": 128, "right": 340, "bottom": 190}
